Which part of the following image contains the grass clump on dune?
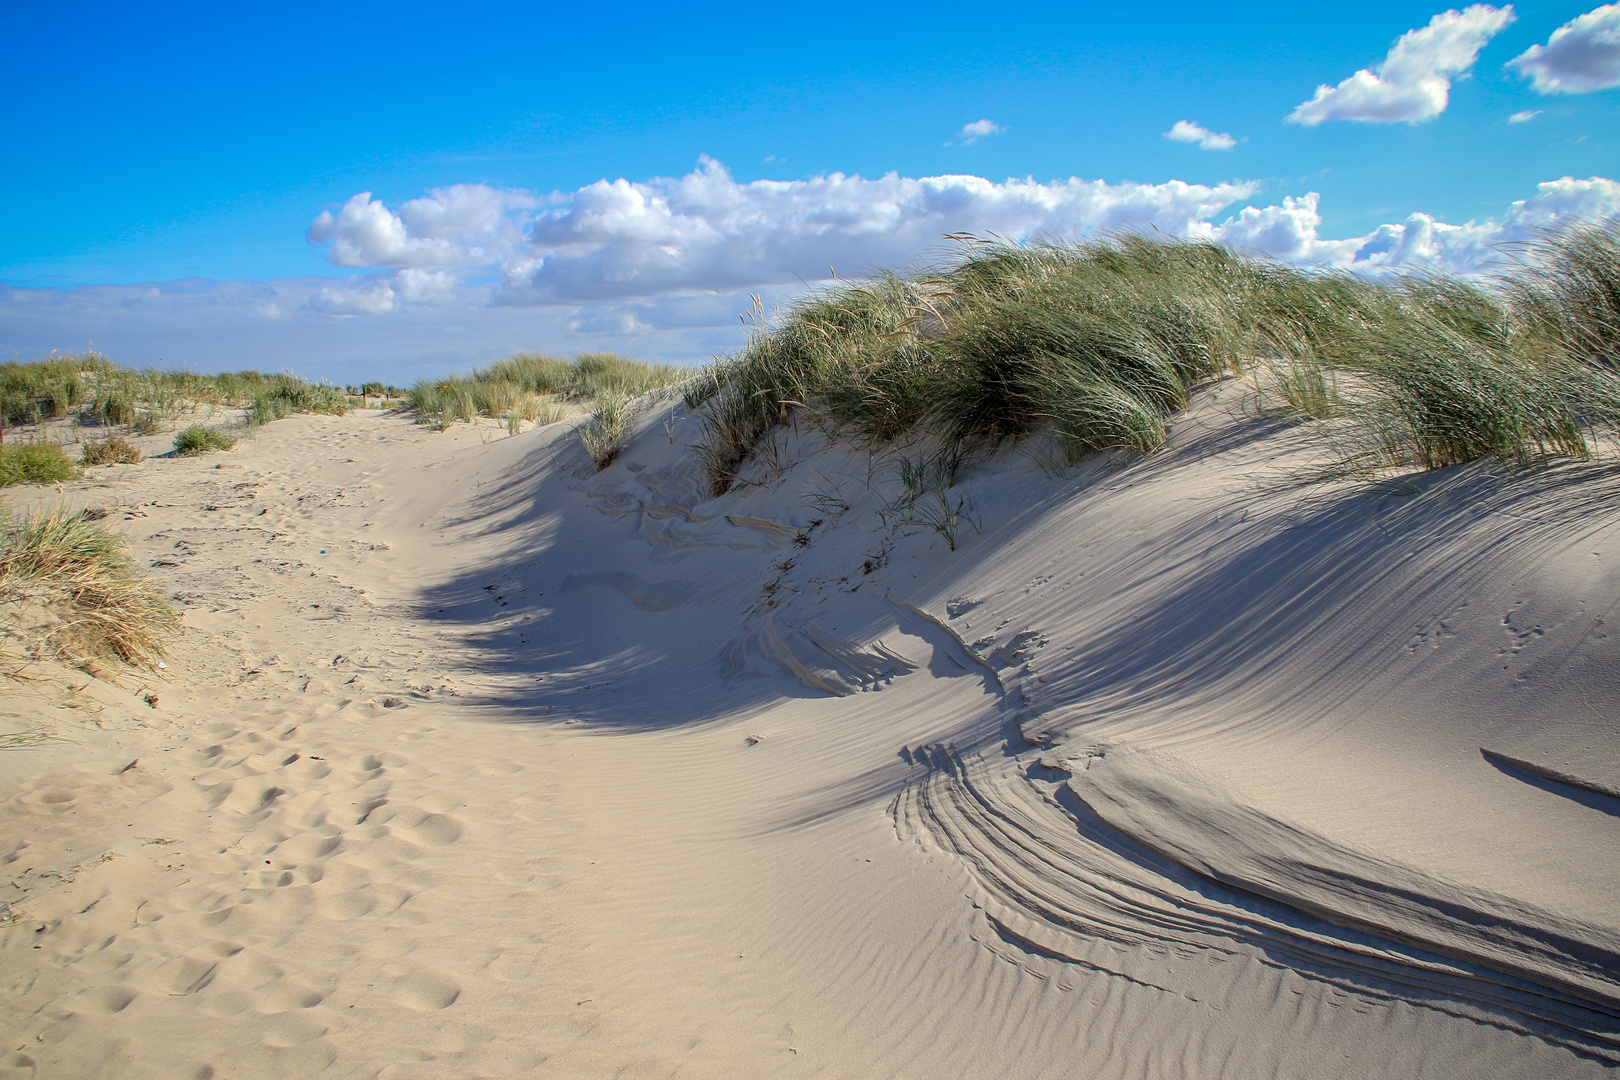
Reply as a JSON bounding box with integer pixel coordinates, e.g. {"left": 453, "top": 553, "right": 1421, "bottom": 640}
{"left": 577, "top": 394, "right": 633, "bottom": 470}
{"left": 0, "top": 504, "right": 176, "bottom": 666}
{"left": 80, "top": 436, "right": 143, "bottom": 467}
{"left": 245, "top": 376, "right": 350, "bottom": 427}
{"left": 688, "top": 221, "right": 1620, "bottom": 494}
{"left": 0, "top": 444, "right": 80, "bottom": 487}
{"left": 173, "top": 425, "right": 236, "bottom": 455}
{"left": 409, "top": 352, "right": 682, "bottom": 431}
{"left": 1, "top": 353, "right": 115, "bottom": 428}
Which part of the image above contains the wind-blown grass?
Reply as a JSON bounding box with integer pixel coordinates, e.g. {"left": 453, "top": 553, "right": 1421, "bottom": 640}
{"left": 688, "top": 223, "right": 1620, "bottom": 494}
{"left": 1505, "top": 218, "right": 1620, "bottom": 366}
{"left": 0, "top": 504, "right": 176, "bottom": 666}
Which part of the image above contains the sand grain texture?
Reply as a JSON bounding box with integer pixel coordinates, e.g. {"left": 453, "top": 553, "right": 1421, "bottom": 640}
{"left": 1, "top": 385, "right": 1617, "bottom": 1078}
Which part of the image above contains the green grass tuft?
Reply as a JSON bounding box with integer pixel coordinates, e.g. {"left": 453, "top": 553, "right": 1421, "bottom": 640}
{"left": 173, "top": 425, "right": 237, "bottom": 455}
{"left": 0, "top": 444, "right": 80, "bottom": 487}
{"left": 577, "top": 394, "right": 634, "bottom": 469}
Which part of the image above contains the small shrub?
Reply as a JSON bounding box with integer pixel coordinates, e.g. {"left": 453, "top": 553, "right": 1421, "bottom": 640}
{"left": 0, "top": 444, "right": 80, "bottom": 487}
{"left": 80, "top": 437, "right": 143, "bottom": 466}
{"left": 130, "top": 412, "right": 163, "bottom": 435}
{"left": 173, "top": 425, "right": 236, "bottom": 454}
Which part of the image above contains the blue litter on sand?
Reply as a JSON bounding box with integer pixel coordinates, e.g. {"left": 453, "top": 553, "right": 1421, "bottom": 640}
{"left": 319, "top": 550, "right": 326, "bottom": 554}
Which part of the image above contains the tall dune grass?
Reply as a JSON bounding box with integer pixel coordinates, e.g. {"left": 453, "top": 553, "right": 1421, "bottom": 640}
{"left": 688, "top": 222, "right": 1620, "bottom": 494}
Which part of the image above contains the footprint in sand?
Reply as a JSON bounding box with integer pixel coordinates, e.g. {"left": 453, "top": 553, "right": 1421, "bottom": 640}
{"left": 155, "top": 955, "right": 219, "bottom": 995}
{"left": 257, "top": 1010, "right": 329, "bottom": 1047}
{"left": 386, "top": 809, "right": 463, "bottom": 848}
{"left": 273, "top": 832, "right": 343, "bottom": 862}
{"left": 254, "top": 977, "right": 326, "bottom": 1013}
{"left": 220, "top": 782, "right": 286, "bottom": 814}
{"left": 0, "top": 1053, "right": 37, "bottom": 1078}
{"left": 66, "top": 984, "right": 139, "bottom": 1015}
{"left": 315, "top": 889, "right": 378, "bottom": 921}
{"left": 391, "top": 970, "right": 461, "bottom": 1011}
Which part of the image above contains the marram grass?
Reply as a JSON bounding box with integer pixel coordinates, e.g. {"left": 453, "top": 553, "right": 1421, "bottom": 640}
{"left": 687, "top": 223, "right": 1620, "bottom": 494}
{"left": 0, "top": 504, "right": 177, "bottom": 667}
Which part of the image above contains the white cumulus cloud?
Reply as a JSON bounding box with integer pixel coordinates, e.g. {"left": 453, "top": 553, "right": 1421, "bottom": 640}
{"left": 958, "top": 119, "right": 1004, "bottom": 144}
{"left": 1289, "top": 5, "right": 1516, "bottom": 125}
{"left": 503, "top": 156, "right": 1260, "bottom": 301}
{"left": 1509, "top": 3, "right": 1620, "bottom": 93}
{"left": 302, "top": 160, "right": 1620, "bottom": 317}
{"left": 6, "top": 176, "right": 1619, "bottom": 384}
{"left": 307, "top": 185, "right": 539, "bottom": 268}
{"left": 1203, "top": 175, "right": 1620, "bottom": 273}
{"left": 1164, "top": 120, "right": 1237, "bottom": 150}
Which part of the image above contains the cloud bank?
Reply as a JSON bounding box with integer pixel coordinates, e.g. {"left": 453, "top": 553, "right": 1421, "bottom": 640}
{"left": 306, "top": 159, "right": 1618, "bottom": 302}
{"left": 1289, "top": 5, "right": 1515, "bottom": 124}
{"left": 1509, "top": 3, "right": 1620, "bottom": 93}
{"left": 6, "top": 161, "right": 1617, "bottom": 384}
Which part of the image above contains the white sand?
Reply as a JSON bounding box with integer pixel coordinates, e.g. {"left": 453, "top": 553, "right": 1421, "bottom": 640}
{"left": 2, "top": 382, "right": 1617, "bottom": 1078}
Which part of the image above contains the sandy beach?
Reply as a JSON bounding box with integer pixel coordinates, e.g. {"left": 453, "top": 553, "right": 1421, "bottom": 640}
{"left": 3, "top": 381, "right": 1618, "bottom": 1078}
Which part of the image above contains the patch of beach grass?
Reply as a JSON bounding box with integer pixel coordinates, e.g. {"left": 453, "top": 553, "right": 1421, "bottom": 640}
{"left": 410, "top": 352, "right": 682, "bottom": 430}
{"left": 173, "top": 425, "right": 236, "bottom": 455}
{"left": 0, "top": 503, "right": 176, "bottom": 666}
{"left": 1, "top": 355, "right": 355, "bottom": 445}
{"left": 80, "top": 436, "right": 143, "bottom": 467}
{"left": 577, "top": 394, "right": 634, "bottom": 469}
{"left": 0, "top": 444, "right": 80, "bottom": 487}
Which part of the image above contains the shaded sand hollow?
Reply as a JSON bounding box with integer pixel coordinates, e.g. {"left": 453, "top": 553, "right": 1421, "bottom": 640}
{"left": 2, "top": 380, "right": 1619, "bottom": 1078}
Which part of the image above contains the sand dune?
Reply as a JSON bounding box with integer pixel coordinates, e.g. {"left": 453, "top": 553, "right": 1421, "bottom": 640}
{"left": 2, "top": 380, "right": 1617, "bottom": 1077}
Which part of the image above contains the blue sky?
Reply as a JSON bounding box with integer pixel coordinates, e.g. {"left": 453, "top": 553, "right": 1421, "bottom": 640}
{"left": 3, "top": 0, "right": 1617, "bottom": 382}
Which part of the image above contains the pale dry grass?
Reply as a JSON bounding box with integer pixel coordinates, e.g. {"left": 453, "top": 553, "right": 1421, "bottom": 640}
{"left": 0, "top": 504, "right": 177, "bottom": 667}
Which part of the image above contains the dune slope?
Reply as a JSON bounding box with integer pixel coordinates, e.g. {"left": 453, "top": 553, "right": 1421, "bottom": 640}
{"left": 1, "top": 381, "right": 1617, "bottom": 1078}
